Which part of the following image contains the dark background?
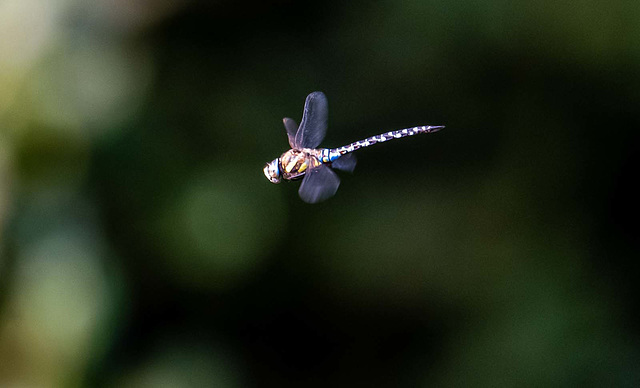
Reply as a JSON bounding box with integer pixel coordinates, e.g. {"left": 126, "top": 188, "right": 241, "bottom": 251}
{"left": 0, "top": 0, "right": 638, "bottom": 386}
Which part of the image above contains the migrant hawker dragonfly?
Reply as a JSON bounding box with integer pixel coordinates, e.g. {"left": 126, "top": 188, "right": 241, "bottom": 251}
{"left": 263, "top": 92, "right": 444, "bottom": 203}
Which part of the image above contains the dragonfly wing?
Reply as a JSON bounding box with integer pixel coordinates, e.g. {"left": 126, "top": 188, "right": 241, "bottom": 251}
{"left": 331, "top": 153, "right": 357, "bottom": 173}
{"left": 283, "top": 118, "right": 299, "bottom": 148}
{"left": 295, "top": 91, "right": 328, "bottom": 149}
{"left": 298, "top": 164, "right": 340, "bottom": 204}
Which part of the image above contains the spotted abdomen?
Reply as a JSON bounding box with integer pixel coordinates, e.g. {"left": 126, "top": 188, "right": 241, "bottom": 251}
{"left": 332, "top": 125, "right": 443, "bottom": 155}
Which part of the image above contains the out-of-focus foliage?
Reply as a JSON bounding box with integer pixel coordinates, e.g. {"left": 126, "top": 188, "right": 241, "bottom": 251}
{"left": 0, "top": 0, "right": 638, "bottom": 386}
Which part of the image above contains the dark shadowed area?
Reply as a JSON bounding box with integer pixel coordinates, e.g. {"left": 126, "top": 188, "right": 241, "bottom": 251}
{"left": 0, "top": 0, "right": 638, "bottom": 386}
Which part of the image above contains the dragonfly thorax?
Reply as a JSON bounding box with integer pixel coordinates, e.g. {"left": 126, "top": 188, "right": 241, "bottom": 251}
{"left": 279, "top": 148, "right": 322, "bottom": 181}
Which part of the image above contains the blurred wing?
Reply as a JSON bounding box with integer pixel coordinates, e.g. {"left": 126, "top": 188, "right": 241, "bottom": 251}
{"left": 298, "top": 164, "right": 340, "bottom": 204}
{"left": 283, "top": 118, "right": 298, "bottom": 148}
{"left": 295, "top": 91, "right": 328, "bottom": 149}
{"left": 331, "top": 153, "right": 357, "bottom": 173}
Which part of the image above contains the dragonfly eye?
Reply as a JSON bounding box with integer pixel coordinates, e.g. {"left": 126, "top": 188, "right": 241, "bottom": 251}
{"left": 263, "top": 159, "right": 281, "bottom": 184}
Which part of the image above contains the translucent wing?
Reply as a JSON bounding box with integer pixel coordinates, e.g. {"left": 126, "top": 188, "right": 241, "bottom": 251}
{"left": 298, "top": 164, "right": 340, "bottom": 204}
{"left": 331, "top": 153, "right": 357, "bottom": 173}
{"left": 294, "top": 91, "right": 328, "bottom": 149}
{"left": 283, "top": 118, "right": 298, "bottom": 148}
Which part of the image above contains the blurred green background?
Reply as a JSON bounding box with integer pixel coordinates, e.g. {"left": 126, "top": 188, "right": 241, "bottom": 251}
{"left": 0, "top": 0, "right": 638, "bottom": 386}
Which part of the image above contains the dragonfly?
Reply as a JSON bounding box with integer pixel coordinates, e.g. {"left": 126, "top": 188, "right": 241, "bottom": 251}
{"left": 263, "top": 91, "right": 444, "bottom": 203}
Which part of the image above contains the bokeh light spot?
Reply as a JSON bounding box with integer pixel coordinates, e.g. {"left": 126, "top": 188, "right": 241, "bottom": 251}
{"left": 153, "top": 164, "right": 287, "bottom": 290}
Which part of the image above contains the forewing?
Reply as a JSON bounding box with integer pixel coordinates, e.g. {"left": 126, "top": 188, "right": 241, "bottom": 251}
{"left": 283, "top": 118, "right": 299, "bottom": 148}
{"left": 331, "top": 153, "right": 357, "bottom": 173}
{"left": 295, "top": 91, "right": 328, "bottom": 149}
{"left": 298, "top": 164, "right": 340, "bottom": 204}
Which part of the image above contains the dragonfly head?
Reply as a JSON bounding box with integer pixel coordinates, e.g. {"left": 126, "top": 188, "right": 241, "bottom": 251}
{"left": 263, "top": 158, "right": 282, "bottom": 184}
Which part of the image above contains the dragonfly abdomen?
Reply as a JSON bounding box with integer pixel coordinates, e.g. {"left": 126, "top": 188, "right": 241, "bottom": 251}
{"left": 329, "top": 125, "right": 444, "bottom": 157}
